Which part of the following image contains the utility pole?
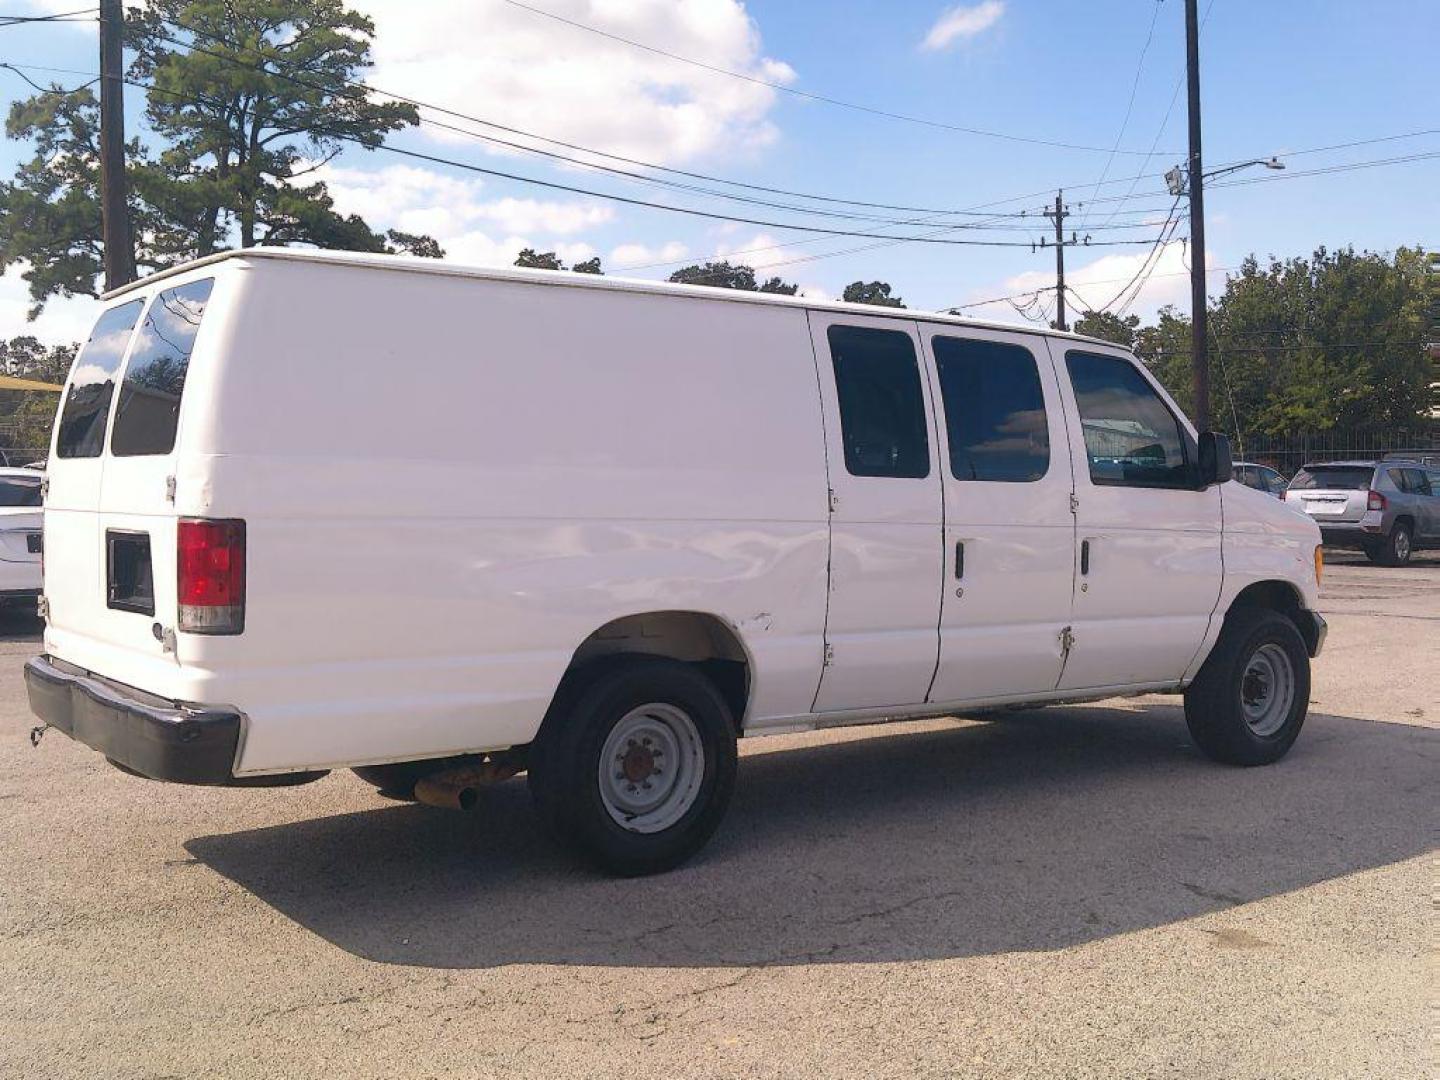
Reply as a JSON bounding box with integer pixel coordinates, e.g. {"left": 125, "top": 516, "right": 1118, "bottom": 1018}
{"left": 1184, "top": 0, "right": 1209, "bottom": 429}
{"left": 99, "top": 0, "right": 136, "bottom": 290}
{"left": 1044, "top": 190, "right": 1069, "bottom": 332}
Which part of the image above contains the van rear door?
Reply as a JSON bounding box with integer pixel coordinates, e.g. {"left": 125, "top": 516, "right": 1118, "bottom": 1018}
{"left": 44, "top": 279, "right": 215, "bottom": 681}
{"left": 44, "top": 299, "right": 145, "bottom": 659}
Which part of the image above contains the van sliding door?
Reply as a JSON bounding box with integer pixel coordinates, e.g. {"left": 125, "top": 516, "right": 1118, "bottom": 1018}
{"left": 807, "top": 311, "right": 944, "bottom": 713}
{"left": 922, "top": 326, "right": 1076, "bottom": 705}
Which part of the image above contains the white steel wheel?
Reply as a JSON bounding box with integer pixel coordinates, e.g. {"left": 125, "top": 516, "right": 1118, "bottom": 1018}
{"left": 1239, "top": 642, "right": 1296, "bottom": 738}
{"left": 597, "top": 703, "right": 705, "bottom": 834}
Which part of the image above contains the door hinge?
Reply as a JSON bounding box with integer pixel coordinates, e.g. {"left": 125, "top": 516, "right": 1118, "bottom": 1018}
{"left": 823, "top": 643, "right": 835, "bottom": 667}
{"left": 36, "top": 595, "right": 49, "bottom": 621}
{"left": 828, "top": 487, "right": 839, "bottom": 513}
{"left": 1069, "top": 493, "right": 1079, "bottom": 514}
{"left": 164, "top": 475, "right": 177, "bottom": 503}
{"left": 39, "top": 476, "right": 49, "bottom": 499}
{"left": 1059, "top": 625, "right": 1075, "bottom": 659}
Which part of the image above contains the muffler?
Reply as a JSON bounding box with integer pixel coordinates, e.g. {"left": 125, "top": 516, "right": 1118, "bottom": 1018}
{"left": 413, "top": 754, "right": 524, "bottom": 811}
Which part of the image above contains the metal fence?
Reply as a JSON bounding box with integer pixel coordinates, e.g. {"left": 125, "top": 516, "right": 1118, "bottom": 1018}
{"left": 0, "top": 447, "right": 47, "bottom": 467}
{"left": 1229, "top": 429, "right": 1440, "bottom": 473}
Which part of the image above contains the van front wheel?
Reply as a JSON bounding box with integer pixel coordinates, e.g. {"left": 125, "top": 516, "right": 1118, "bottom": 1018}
{"left": 1184, "top": 608, "right": 1310, "bottom": 766}
{"left": 528, "top": 659, "right": 738, "bottom": 876}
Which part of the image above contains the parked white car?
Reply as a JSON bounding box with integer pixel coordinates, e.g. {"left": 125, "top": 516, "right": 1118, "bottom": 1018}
{"left": 27, "top": 250, "right": 1326, "bottom": 874}
{"left": 0, "top": 467, "right": 44, "bottom": 605}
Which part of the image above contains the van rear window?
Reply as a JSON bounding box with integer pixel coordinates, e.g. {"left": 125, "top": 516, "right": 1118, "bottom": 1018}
{"left": 55, "top": 300, "right": 144, "bottom": 458}
{"left": 111, "top": 279, "right": 214, "bottom": 457}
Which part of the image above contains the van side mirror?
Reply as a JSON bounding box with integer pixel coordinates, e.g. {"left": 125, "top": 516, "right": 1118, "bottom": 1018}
{"left": 1197, "top": 431, "right": 1233, "bottom": 488}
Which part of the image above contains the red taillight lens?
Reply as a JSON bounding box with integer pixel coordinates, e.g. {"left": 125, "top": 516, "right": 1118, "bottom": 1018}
{"left": 1367, "top": 490, "right": 1386, "bottom": 511}
{"left": 177, "top": 518, "right": 245, "bottom": 634}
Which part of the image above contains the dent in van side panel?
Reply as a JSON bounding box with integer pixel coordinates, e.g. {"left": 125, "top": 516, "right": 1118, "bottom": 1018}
{"left": 170, "top": 262, "right": 832, "bottom": 772}
{"left": 220, "top": 518, "right": 829, "bottom": 772}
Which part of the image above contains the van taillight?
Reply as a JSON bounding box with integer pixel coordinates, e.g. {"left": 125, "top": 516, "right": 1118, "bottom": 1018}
{"left": 177, "top": 519, "right": 245, "bottom": 634}
{"left": 1367, "top": 490, "right": 1387, "bottom": 511}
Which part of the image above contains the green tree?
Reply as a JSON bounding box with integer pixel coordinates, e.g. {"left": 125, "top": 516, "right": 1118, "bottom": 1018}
{"left": 669, "top": 260, "right": 757, "bottom": 290}
{"left": 668, "top": 260, "right": 798, "bottom": 294}
{"left": 0, "top": 0, "right": 441, "bottom": 316}
{"left": 515, "top": 248, "right": 565, "bottom": 270}
{"left": 842, "top": 280, "right": 904, "bottom": 308}
{"left": 0, "top": 89, "right": 162, "bottom": 314}
{"left": 572, "top": 256, "right": 603, "bottom": 275}
{"left": 1072, "top": 311, "right": 1140, "bottom": 348}
{"left": 129, "top": 0, "right": 426, "bottom": 252}
{"left": 0, "top": 336, "right": 76, "bottom": 448}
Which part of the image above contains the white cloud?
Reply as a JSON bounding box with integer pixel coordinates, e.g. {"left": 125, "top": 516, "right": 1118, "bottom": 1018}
{"left": 351, "top": 0, "right": 794, "bottom": 166}
{"left": 921, "top": 1, "right": 1005, "bottom": 52}
{"left": 712, "top": 232, "right": 813, "bottom": 272}
{"left": 301, "top": 161, "right": 614, "bottom": 268}
{"left": 0, "top": 266, "right": 101, "bottom": 347}
{"left": 609, "top": 241, "right": 690, "bottom": 271}
{"left": 797, "top": 283, "right": 833, "bottom": 302}
{"left": 975, "top": 242, "right": 1210, "bottom": 325}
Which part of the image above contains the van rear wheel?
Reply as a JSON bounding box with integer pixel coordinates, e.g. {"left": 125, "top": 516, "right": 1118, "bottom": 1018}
{"left": 528, "top": 659, "right": 737, "bottom": 876}
{"left": 1183, "top": 608, "right": 1310, "bottom": 766}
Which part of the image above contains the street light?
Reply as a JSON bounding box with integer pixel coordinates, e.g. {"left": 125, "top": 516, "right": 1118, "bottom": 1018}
{"left": 1166, "top": 156, "right": 1285, "bottom": 196}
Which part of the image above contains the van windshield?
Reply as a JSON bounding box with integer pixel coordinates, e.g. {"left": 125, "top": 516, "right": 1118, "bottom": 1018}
{"left": 111, "top": 278, "right": 214, "bottom": 457}
{"left": 1289, "top": 466, "right": 1374, "bottom": 491}
{"left": 55, "top": 300, "right": 144, "bottom": 458}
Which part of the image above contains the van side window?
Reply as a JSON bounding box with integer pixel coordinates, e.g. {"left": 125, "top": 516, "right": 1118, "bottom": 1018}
{"left": 933, "top": 336, "right": 1049, "bottom": 482}
{"left": 1065, "top": 350, "right": 1194, "bottom": 489}
{"left": 827, "top": 325, "right": 930, "bottom": 479}
{"left": 55, "top": 300, "right": 144, "bottom": 459}
{"left": 111, "top": 279, "right": 214, "bottom": 457}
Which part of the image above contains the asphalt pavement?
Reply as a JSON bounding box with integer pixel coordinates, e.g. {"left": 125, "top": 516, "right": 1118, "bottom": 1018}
{"left": 1, "top": 553, "right": 1435, "bottom": 1078}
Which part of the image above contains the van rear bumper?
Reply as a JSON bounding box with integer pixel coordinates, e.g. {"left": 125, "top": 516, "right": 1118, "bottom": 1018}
{"left": 26, "top": 654, "right": 250, "bottom": 785}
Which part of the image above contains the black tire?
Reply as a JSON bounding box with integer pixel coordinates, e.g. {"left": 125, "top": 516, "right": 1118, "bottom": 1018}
{"left": 1184, "top": 608, "right": 1310, "bottom": 766}
{"left": 528, "top": 658, "right": 738, "bottom": 876}
{"left": 1374, "top": 521, "right": 1413, "bottom": 567}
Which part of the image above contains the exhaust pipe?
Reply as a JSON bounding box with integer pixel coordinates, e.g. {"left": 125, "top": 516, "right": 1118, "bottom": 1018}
{"left": 413, "top": 755, "right": 523, "bottom": 811}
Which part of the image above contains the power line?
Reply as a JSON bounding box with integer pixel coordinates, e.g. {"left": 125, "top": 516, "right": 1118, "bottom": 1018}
{"left": 150, "top": 14, "right": 1203, "bottom": 228}
{"left": 1077, "top": 0, "right": 1165, "bottom": 231}
{"left": 0, "top": 61, "right": 96, "bottom": 94}
{"left": 144, "top": 12, "right": 1440, "bottom": 232}
{"left": 127, "top": 29, "right": 1180, "bottom": 249}
{"left": 0, "top": 8, "right": 97, "bottom": 27}
{"left": 1099, "top": 197, "right": 1186, "bottom": 313}
{"left": 499, "top": 0, "right": 1180, "bottom": 157}
{"left": 1097, "top": 0, "right": 1217, "bottom": 227}
{"left": 364, "top": 140, "right": 1170, "bottom": 247}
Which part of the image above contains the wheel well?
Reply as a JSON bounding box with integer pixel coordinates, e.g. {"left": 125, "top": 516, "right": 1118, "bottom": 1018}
{"left": 562, "top": 611, "right": 752, "bottom": 730}
{"left": 1392, "top": 515, "right": 1415, "bottom": 532}
{"left": 1225, "top": 580, "right": 1315, "bottom": 651}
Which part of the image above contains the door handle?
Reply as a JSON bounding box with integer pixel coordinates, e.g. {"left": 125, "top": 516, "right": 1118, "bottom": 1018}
{"left": 955, "top": 540, "right": 964, "bottom": 579}
{"left": 1080, "top": 538, "right": 1091, "bottom": 576}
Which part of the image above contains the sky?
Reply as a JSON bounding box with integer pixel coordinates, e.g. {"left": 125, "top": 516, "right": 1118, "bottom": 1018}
{"left": 2, "top": 0, "right": 1436, "bottom": 345}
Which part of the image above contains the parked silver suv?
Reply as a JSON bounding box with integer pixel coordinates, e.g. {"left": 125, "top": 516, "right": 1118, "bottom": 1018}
{"left": 1284, "top": 460, "right": 1440, "bottom": 565}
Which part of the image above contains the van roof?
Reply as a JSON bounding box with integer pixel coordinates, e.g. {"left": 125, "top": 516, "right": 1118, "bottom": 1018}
{"left": 102, "top": 247, "right": 1126, "bottom": 350}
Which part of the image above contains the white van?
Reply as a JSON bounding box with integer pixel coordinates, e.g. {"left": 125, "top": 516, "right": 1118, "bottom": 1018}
{"left": 27, "top": 249, "right": 1326, "bottom": 874}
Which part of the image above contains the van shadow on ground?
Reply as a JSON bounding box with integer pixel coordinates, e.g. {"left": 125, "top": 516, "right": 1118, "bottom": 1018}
{"left": 186, "top": 704, "right": 1435, "bottom": 970}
